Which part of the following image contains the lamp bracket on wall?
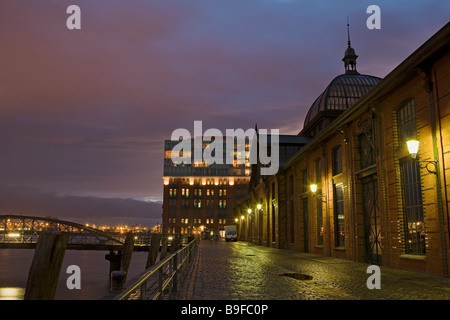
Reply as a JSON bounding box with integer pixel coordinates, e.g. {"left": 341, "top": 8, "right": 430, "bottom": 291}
{"left": 413, "top": 159, "right": 437, "bottom": 174}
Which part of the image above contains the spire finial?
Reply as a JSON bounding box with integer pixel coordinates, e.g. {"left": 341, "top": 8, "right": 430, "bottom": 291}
{"left": 347, "top": 16, "right": 351, "bottom": 47}
{"left": 342, "top": 17, "right": 359, "bottom": 75}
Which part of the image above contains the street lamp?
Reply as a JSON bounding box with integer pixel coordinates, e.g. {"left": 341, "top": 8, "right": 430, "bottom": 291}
{"left": 406, "top": 140, "right": 437, "bottom": 174}
{"left": 256, "top": 204, "right": 262, "bottom": 210}
{"left": 310, "top": 184, "right": 326, "bottom": 202}
{"left": 247, "top": 208, "right": 252, "bottom": 214}
{"left": 406, "top": 140, "right": 419, "bottom": 159}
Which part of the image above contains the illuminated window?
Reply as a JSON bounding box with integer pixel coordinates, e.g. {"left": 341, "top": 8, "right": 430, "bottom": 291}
{"left": 316, "top": 197, "right": 324, "bottom": 246}
{"left": 316, "top": 158, "right": 322, "bottom": 183}
{"left": 397, "top": 99, "right": 417, "bottom": 145}
{"left": 400, "top": 158, "right": 425, "bottom": 254}
{"left": 333, "top": 184, "right": 345, "bottom": 247}
{"left": 302, "top": 169, "right": 308, "bottom": 193}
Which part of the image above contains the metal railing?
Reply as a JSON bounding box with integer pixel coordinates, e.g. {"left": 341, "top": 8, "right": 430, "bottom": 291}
{"left": 112, "top": 237, "right": 200, "bottom": 300}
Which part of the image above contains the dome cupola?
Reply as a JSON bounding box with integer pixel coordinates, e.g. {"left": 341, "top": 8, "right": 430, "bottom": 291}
{"left": 300, "top": 20, "right": 382, "bottom": 137}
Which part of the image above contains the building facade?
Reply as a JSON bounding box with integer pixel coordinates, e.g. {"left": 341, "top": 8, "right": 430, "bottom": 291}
{"left": 237, "top": 23, "right": 450, "bottom": 277}
{"left": 162, "top": 137, "right": 251, "bottom": 238}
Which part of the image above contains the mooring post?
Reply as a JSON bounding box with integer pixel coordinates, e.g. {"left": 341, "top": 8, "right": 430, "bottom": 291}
{"left": 159, "top": 234, "right": 168, "bottom": 262}
{"left": 105, "top": 251, "right": 122, "bottom": 275}
{"left": 169, "top": 237, "right": 179, "bottom": 254}
{"left": 116, "top": 231, "right": 135, "bottom": 289}
{"left": 145, "top": 233, "right": 162, "bottom": 269}
{"left": 24, "top": 231, "right": 70, "bottom": 300}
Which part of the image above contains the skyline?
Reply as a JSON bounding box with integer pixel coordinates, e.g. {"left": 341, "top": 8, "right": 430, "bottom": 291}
{"left": 0, "top": 0, "right": 449, "bottom": 225}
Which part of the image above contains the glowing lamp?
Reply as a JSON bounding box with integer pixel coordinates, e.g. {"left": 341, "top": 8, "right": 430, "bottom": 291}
{"left": 310, "top": 184, "right": 318, "bottom": 194}
{"left": 406, "top": 140, "right": 419, "bottom": 159}
{"left": 257, "top": 204, "right": 262, "bottom": 210}
{"left": 247, "top": 208, "right": 252, "bottom": 214}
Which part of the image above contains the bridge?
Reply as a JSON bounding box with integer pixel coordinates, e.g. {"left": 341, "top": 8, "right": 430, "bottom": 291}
{"left": 0, "top": 214, "right": 153, "bottom": 251}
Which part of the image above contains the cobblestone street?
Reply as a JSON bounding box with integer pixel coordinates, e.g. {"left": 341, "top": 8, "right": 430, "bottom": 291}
{"left": 181, "top": 240, "right": 450, "bottom": 300}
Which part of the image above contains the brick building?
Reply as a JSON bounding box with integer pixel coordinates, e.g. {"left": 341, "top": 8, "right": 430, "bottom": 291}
{"left": 237, "top": 22, "right": 450, "bottom": 277}
{"left": 162, "top": 137, "right": 251, "bottom": 238}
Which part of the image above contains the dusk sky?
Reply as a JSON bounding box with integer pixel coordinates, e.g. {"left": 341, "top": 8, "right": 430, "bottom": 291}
{"left": 0, "top": 1, "right": 448, "bottom": 226}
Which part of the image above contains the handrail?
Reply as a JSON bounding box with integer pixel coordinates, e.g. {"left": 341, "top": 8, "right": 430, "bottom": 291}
{"left": 111, "top": 237, "right": 199, "bottom": 300}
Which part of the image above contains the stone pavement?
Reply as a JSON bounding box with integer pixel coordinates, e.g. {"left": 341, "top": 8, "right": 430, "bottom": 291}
{"left": 179, "top": 239, "right": 450, "bottom": 300}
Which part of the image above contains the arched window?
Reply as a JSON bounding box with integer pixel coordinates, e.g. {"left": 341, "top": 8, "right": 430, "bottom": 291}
{"left": 332, "top": 145, "right": 343, "bottom": 175}
{"left": 397, "top": 99, "right": 425, "bottom": 254}
{"left": 397, "top": 99, "right": 417, "bottom": 145}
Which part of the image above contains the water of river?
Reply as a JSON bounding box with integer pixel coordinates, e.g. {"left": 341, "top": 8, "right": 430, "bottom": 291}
{"left": 0, "top": 249, "right": 149, "bottom": 300}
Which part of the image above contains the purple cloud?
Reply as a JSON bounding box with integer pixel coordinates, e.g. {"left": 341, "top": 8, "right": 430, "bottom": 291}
{"left": 0, "top": 0, "right": 448, "bottom": 224}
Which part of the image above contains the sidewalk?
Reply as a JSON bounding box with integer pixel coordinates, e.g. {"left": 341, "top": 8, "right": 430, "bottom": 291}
{"left": 180, "top": 240, "right": 450, "bottom": 300}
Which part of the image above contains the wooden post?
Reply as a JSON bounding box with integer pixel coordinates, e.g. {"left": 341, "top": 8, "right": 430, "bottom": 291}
{"left": 118, "top": 231, "right": 135, "bottom": 288}
{"left": 24, "top": 231, "right": 70, "bottom": 300}
{"left": 145, "top": 233, "right": 161, "bottom": 269}
{"left": 105, "top": 251, "right": 122, "bottom": 274}
{"left": 169, "top": 237, "right": 179, "bottom": 254}
{"left": 121, "top": 232, "right": 135, "bottom": 273}
{"left": 159, "top": 234, "right": 168, "bottom": 262}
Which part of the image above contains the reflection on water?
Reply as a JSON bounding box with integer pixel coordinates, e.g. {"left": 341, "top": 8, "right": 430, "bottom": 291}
{"left": 0, "top": 287, "right": 25, "bottom": 300}
{"left": 0, "top": 249, "right": 148, "bottom": 300}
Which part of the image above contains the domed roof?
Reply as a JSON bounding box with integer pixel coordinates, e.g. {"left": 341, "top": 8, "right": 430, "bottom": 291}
{"left": 303, "top": 73, "right": 381, "bottom": 128}
{"left": 300, "top": 25, "right": 382, "bottom": 137}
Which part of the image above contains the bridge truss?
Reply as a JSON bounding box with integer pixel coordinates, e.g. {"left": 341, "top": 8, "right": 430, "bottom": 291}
{"left": 0, "top": 214, "right": 152, "bottom": 251}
